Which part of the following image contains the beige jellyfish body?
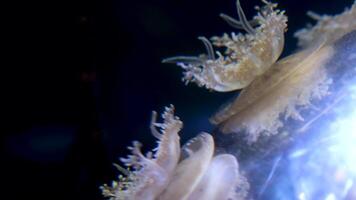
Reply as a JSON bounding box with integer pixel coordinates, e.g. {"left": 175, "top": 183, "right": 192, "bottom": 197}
{"left": 211, "top": 39, "right": 334, "bottom": 143}
{"left": 163, "top": 0, "right": 287, "bottom": 91}
{"left": 157, "top": 132, "right": 215, "bottom": 200}
{"left": 186, "top": 154, "right": 240, "bottom": 200}
{"left": 101, "top": 106, "right": 248, "bottom": 200}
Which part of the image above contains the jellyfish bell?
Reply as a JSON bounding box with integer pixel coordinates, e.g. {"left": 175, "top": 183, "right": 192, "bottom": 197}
{"left": 163, "top": 0, "right": 288, "bottom": 92}
{"left": 211, "top": 37, "right": 334, "bottom": 142}
{"left": 212, "top": 29, "right": 356, "bottom": 151}
{"left": 158, "top": 132, "right": 215, "bottom": 200}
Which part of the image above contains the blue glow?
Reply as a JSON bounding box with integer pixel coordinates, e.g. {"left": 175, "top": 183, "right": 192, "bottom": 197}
{"left": 288, "top": 82, "right": 356, "bottom": 200}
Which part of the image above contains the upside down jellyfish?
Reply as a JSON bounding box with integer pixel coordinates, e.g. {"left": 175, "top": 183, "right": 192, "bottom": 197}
{"left": 101, "top": 106, "right": 248, "bottom": 200}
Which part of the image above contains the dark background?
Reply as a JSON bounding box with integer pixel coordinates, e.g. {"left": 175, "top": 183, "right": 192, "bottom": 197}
{"left": 2, "top": 0, "right": 353, "bottom": 199}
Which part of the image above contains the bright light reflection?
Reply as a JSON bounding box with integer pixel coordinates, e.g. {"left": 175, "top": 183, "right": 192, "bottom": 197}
{"left": 290, "top": 83, "right": 356, "bottom": 199}
{"left": 325, "top": 193, "right": 336, "bottom": 200}
{"left": 329, "top": 106, "right": 356, "bottom": 175}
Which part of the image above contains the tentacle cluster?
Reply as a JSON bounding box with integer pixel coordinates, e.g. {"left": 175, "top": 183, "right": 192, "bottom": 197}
{"left": 163, "top": 0, "right": 287, "bottom": 92}
{"left": 101, "top": 105, "right": 182, "bottom": 200}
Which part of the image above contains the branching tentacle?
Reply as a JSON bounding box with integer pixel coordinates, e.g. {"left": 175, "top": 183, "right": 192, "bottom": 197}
{"left": 220, "top": 13, "right": 259, "bottom": 29}
{"left": 150, "top": 111, "right": 162, "bottom": 140}
{"left": 236, "top": 0, "right": 256, "bottom": 34}
{"left": 198, "top": 36, "right": 216, "bottom": 60}
{"left": 162, "top": 56, "right": 204, "bottom": 65}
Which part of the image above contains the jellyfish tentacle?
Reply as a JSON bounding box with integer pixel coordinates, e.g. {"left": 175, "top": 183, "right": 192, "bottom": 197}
{"left": 101, "top": 105, "right": 182, "bottom": 200}
{"left": 220, "top": 13, "right": 259, "bottom": 29}
{"left": 198, "top": 36, "right": 216, "bottom": 60}
{"left": 162, "top": 56, "right": 204, "bottom": 65}
{"left": 236, "top": 0, "right": 256, "bottom": 34}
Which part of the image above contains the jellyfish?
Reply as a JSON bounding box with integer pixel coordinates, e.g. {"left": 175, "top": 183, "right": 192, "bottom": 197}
{"left": 102, "top": 0, "right": 356, "bottom": 199}
{"left": 100, "top": 105, "right": 248, "bottom": 200}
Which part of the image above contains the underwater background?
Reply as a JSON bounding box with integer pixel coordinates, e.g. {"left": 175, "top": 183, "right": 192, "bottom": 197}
{"left": 2, "top": 0, "right": 354, "bottom": 199}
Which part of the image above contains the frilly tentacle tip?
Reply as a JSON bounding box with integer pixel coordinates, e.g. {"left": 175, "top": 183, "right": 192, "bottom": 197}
{"left": 161, "top": 56, "right": 203, "bottom": 64}
{"left": 161, "top": 57, "right": 174, "bottom": 63}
